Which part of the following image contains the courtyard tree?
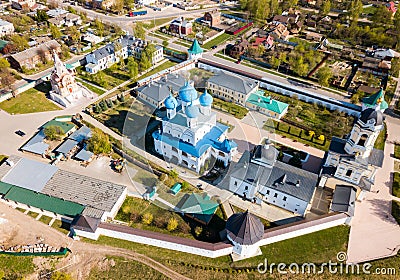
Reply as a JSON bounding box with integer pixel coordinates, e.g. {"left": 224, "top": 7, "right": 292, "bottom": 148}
{"left": 320, "top": 0, "right": 331, "bottom": 16}
{"left": 139, "top": 52, "right": 151, "bottom": 72}
{"left": 50, "top": 24, "right": 62, "bottom": 39}
{"left": 10, "top": 35, "right": 29, "bottom": 52}
{"left": 94, "top": 19, "right": 104, "bottom": 37}
{"left": 141, "top": 212, "right": 153, "bottom": 225}
{"left": 87, "top": 128, "right": 112, "bottom": 155}
{"left": 0, "top": 58, "right": 10, "bottom": 69}
{"left": 111, "top": 0, "right": 124, "bottom": 15}
{"left": 68, "top": 26, "right": 81, "bottom": 44}
{"left": 167, "top": 217, "right": 178, "bottom": 231}
{"left": 347, "top": 0, "right": 363, "bottom": 27}
{"left": 316, "top": 66, "right": 333, "bottom": 87}
{"left": 133, "top": 22, "right": 146, "bottom": 40}
{"left": 127, "top": 57, "right": 139, "bottom": 79}
{"left": 44, "top": 125, "right": 65, "bottom": 141}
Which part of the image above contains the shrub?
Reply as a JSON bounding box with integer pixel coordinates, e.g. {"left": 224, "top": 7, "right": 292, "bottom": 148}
{"left": 129, "top": 212, "right": 139, "bottom": 222}
{"left": 141, "top": 212, "right": 153, "bottom": 225}
{"left": 178, "top": 221, "right": 191, "bottom": 234}
{"left": 43, "top": 125, "right": 65, "bottom": 141}
{"left": 153, "top": 216, "right": 165, "bottom": 228}
{"left": 167, "top": 217, "right": 178, "bottom": 231}
{"left": 194, "top": 226, "right": 203, "bottom": 237}
{"left": 159, "top": 173, "right": 167, "bottom": 181}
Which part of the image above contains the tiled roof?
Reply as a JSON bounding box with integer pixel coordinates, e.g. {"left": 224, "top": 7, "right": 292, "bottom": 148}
{"left": 188, "top": 39, "right": 203, "bottom": 55}
{"left": 10, "top": 40, "right": 61, "bottom": 64}
{"left": 226, "top": 211, "right": 264, "bottom": 245}
{"left": 208, "top": 71, "right": 258, "bottom": 95}
{"left": 330, "top": 185, "right": 356, "bottom": 216}
{"left": 246, "top": 91, "right": 288, "bottom": 114}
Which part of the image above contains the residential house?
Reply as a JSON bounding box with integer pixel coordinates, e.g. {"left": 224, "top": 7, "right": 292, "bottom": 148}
{"left": 228, "top": 140, "right": 318, "bottom": 216}
{"left": 82, "top": 32, "right": 104, "bottom": 45}
{"left": 85, "top": 35, "right": 163, "bottom": 74}
{"left": 228, "top": 39, "right": 249, "bottom": 58}
{"left": 92, "top": 0, "right": 115, "bottom": 10}
{"left": 359, "top": 57, "right": 391, "bottom": 76}
{"left": 46, "top": 8, "right": 68, "bottom": 18}
{"left": 169, "top": 17, "right": 192, "bottom": 35}
{"left": 48, "top": 13, "right": 82, "bottom": 27}
{"left": 206, "top": 71, "right": 259, "bottom": 105}
{"left": 305, "top": 31, "right": 323, "bottom": 42}
{"left": 204, "top": 9, "right": 221, "bottom": 27}
{"left": 8, "top": 40, "right": 61, "bottom": 70}
{"left": 0, "top": 20, "right": 14, "bottom": 36}
{"left": 137, "top": 73, "right": 186, "bottom": 108}
{"left": 245, "top": 91, "right": 289, "bottom": 120}
{"left": 11, "top": 0, "right": 36, "bottom": 10}
{"left": 269, "top": 23, "right": 289, "bottom": 41}
{"left": 373, "top": 48, "right": 400, "bottom": 60}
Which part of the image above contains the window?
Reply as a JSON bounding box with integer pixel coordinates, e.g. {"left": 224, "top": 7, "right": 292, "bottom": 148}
{"left": 274, "top": 193, "right": 278, "bottom": 198}
{"left": 346, "top": 169, "right": 353, "bottom": 177}
{"left": 283, "top": 196, "right": 287, "bottom": 201}
{"left": 266, "top": 190, "right": 270, "bottom": 195}
{"left": 358, "top": 134, "right": 368, "bottom": 146}
{"left": 244, "top": 186, "right": 248, "bottom": 190}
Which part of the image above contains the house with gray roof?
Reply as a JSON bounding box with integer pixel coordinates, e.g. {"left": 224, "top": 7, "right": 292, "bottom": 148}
{"left": 137, "top": 73, "right": 186, "bottom": 108}
{"left": 228, "top": 140, "right": 318, "bottom": 216}
{"left": 85, "top": 35, "right": 163, "bottom": 74}
{"left": 206, "top": 71, "right": 259, "bottom": 105}
{"left": 9, "top": 40, "right": 61, "bottom": 70}
{"left": 330, "top": 185, "right": 356, "bottom": 218}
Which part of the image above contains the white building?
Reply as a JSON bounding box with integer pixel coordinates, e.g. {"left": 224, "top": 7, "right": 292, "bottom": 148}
{"left": 228, "top": 140, "right": 318, "bottom": 216}
{"left": 85, "top": 35, "right": 163, "bottom": 74}
{"left": 0, "top": 19, "right": 14, "bottom": 36}
{"left": 152, "top": 81, "right": 238, "bottom": 173}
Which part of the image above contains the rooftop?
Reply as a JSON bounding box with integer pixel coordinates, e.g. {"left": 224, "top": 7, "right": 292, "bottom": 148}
{"left": 246, "top": 91, "right": 289, "bottom": 114}
{"left": 330, "top": 185, "right": 356, "bottom": 217}
{"left": 207, "top": 71, "right": 258, "bottom": 95}
{"left": 20, "top": 130, "right": 49, "bottom": 155}
{"left": 42, "top": 119, "right": 75, "bottom": 135}
{"left": 226, "top": 211, "right": 264, "bottom": 245}
{"left": 10, "top": 40, "right": 61, "bottom": 64}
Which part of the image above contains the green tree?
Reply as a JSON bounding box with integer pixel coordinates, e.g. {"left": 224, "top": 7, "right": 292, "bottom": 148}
{"left": 169, "top": 169, "right": 178, "bottom": 179}
{"left": 127, "top": 57, "right": 139, "bottom": 79}
{"left": 43, "top": 125, "right": 65, "bottom": 141}
{"left": 162, "top": 40, "right": 169, "bottom": 48}
{"left": 87, "top": 128, "right": 112, "bottom": 155}
{"left": 139, "top": 52, "right": 151, "bottom": 72}
{"left": 394, "top": 7, "right": 400, "bottom": 31}
{"left": 133, "top": 22, "right": 146, "bottom": 39}
{"left": 316, "top": 66, "right": 333, "bottom": 87}
{"left": 111, "top": 0, "right": 124, "bottom": 14}
{"left": 94, "top": 19, "right": 105, "bottom": 37}
{"left": 10, "top": 35, "right": 29, "bottom": 52}
{"left": 0, "top": 57, "right": 10, "bottom": 69}
{"left": 61, "top": 44, "right": 71, "bottom": 60}
{"left": 270, "top": 0, "right": 279, "bottom": 15}
{"left": 288, "top": 153, "right": 302, "bottom": 168}
{"left": 289, "top": 56, "right": 309, "bottom": 77}
{"left": 50, "top": 24, "right": 62, "bottom": 39}
{"left": 347, "top": 0, "right": 363, "bottom": 26}
{"left": 320, "top": 0, "right": 331, "bottom": 16}
{"left": 35, "top": 9, "right": 49, "bottom": 22}
{"left": 167, "top": 217, "right": 178, "bottom": 231}
{"left": 141, "top": 212, "right": 153, "bottom": 225}
{"left": 67, "top": 26, "right": 81, "bottom": 43}
{"left": 371, "top": 5, "right": 393, "bottom": 26}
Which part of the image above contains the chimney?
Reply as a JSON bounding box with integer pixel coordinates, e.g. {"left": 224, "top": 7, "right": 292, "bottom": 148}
{"left": 281, "top": 174, "right": 287, "bottom": 184}
{"left": 295, "top": 180, "right": 300, "bottom": 187}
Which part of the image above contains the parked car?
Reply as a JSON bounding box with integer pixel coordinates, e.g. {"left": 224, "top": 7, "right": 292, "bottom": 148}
{"left": 15, "top": 130, "right": 26, "bottom": 137}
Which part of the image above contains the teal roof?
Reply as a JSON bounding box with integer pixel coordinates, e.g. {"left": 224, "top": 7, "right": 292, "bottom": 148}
{"left": 362, "top": 88, "right": 389, "bottom": 111}
{"left": 180, "top": 193, "right": 218, "bottom": 215}
{"left": 171, "top": 183, "right": 181, "bottom": 195}
{"left": 0, "top": 40, "right": 8, "bottom": 51}
{"left": 0, "top": 181, "right": 13, "bottom": 194}
{"left": 188, "top": 39, "right": 203, "bottom": 55}
{"left": 4, "top": 186, "right": 84, "bottom": 217}
{"left": 199, "top": 89, "right": 213, "bottom": 106}
{"left": 246, "top": 91, "right": 289, "bottom": 114}
{"left": 42, "top": 120, "right": 75, "bottom": 135}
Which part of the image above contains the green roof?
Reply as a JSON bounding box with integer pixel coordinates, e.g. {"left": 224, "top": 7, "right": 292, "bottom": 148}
{"left": 4, "top": 186, "right": 84, "bottom": 217}
{"left": 171, "top": 183, "right": 181, "bottom": 195}
{"left": 180, "top": 193, "right": 218, "bottom": 215}
{"left": 361, "top": 88, "right": 389, "bottom": 111}
{"left": 246, "top": 91, "right": 289, "bottom": 114}
{"left": 42, "top": 120, "right": 75, "bottom": 134}
{"left": 188, "top": 39, "right": 203, "bottom": 55}
{"left": 0, "top": 182, "right": 13, "bottom": 194}
{"left": 0, "top": 40, "right": 8, "bottom": 51}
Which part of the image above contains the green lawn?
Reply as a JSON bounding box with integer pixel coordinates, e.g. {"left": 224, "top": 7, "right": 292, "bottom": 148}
{"left": 0, "top": 255, "right": 35, "bottom": 279}
{"left": 392, "top": 201, "right": 400, "bottom": 225}
{"left": 78, "top": 79, "right": 106, "bottom": 95}
{"left": 27, "top": 211, "right": 39, "bottom": 219}
{"left": 136, "top": 60, "right": 177, "bottom": 82}
{"left": 394, "top": 143, "right": 400, "bottom": 159}
{"left": 143, "top": 17, "right": 175, "bottom": 29}
{"left": 82, "top": 225, "right": 350, "bottom": 278}
{"left": 212, "top": 97, "right": 249, "bottom": 119}
{"left": 202, "top": 33, "right": 232, "bottom": 49}
{"left": 392, "top": 173, "right": 400, "bottom": 198}
{"left": 88, "top": 256, "right": 168, "bottom": 280}
{"left": 374, "top": 123, "right": 387, "bottom": 150}
{"left": 39, "top": 215, "right": 52, "bottom": 225}
{"left": 76, "top": 65, "right": 129, "bottom": 90}
{"left": 51, "top": 219, "right": 70, "bottom": 235}
{"left": 0, "top": 83, "right": 60, "bottom": 114}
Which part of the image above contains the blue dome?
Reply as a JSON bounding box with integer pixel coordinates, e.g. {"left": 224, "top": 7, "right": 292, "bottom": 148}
{"left": 223, "top": 139, "right": 232, "bottom": 152}
{"left": 199, "top": 89, "right": 213, "bottom": 106}
{"left": 164, "top": 94, "right": 178, "bottom": 109}
{"left": 185, "top": 104, "right": 200, "bottom": 118}
{"left": 179, "top": 81, "right": 198, "bottom": 102}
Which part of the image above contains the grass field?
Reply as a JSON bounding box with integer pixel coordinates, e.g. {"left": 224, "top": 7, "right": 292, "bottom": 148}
{"left": 202, "top": 33, "right": 232, "bottom": 49}
{"left": 88, "top": 256, "right": 168, "bottom": 280}
{"left": 0, "top": 83, "right": 60, "bottom": 114}
{"left": 143, "top": 17, "right": 174, "bottom": 29}
{"left": 392, "top": 201, "right": 400, "bottom": 225}
{"left": 27, "top": 211, "right": 39, "bottom": 219}
{"left": 51, "top": 219, "right": 70, "bottom": 235}
{"left": 136, "top": 60, "right": 177, "bottom": 82}
{"left": 78, "top": 79, "right": 106, "bottom": 95}
{"left": 0, "top": 255, "right": 35, "bottom": 279}
{"left": 39, "top": 215, "right": 52, "bottom": 225}
{"left": 394, "top": 143, "right": 400, "bottom": 159}
{"left": 212, "top": 97, "right": 249, "bottom": 119}
{"left": 392, "top": 173, "right": 400, "bottom": 198}
{"left": 374, "top": 123, "right": 387, "bottom": 150}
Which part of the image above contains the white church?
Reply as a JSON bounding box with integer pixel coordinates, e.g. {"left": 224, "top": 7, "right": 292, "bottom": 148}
{"left": 49, "top": 51, "right": 93, "bottom": 107}
{"left": 152, "top": 81, "right": 237, "bottom": 173}
{"left": 322, "top": 89, "right": 386, "bottom": 194}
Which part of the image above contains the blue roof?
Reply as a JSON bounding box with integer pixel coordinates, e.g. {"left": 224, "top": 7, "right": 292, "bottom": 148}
{"left": 185, "top": 103, "right": 200, "bottom": 118}
{"left": 179, "top": 81, "right": 198, "bottom": 102}
{"left": 153, "top": 123, "right": 237, "bottom": 158}
{"left": 55, "top": 139, "right": 79, "bottom": 155}
{"left": 164, "top": 94, "right": 178, "bottom": 109}
{"left": 20, "top": 130, "right": 49, "bottom": 155}
{"left": 68, "top": 125, "right": 92, "bottom": 142}
{"left": 74, "top": 146, "right": 94, "bottom": 162}
{"left": 199, "top": 90, "right": 213, "bottom": 106}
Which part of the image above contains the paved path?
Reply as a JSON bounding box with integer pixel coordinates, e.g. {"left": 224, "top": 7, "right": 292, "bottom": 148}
{"left": 347, "top": 115, "right": 400, "bottom": 264}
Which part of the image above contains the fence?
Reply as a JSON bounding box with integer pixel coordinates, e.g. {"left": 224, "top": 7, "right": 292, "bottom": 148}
{"left": 221, "top": 13, "right": 249, "bottom": 23}
{"left": 0, "top": 247, "right": 69, "bottom": 257}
